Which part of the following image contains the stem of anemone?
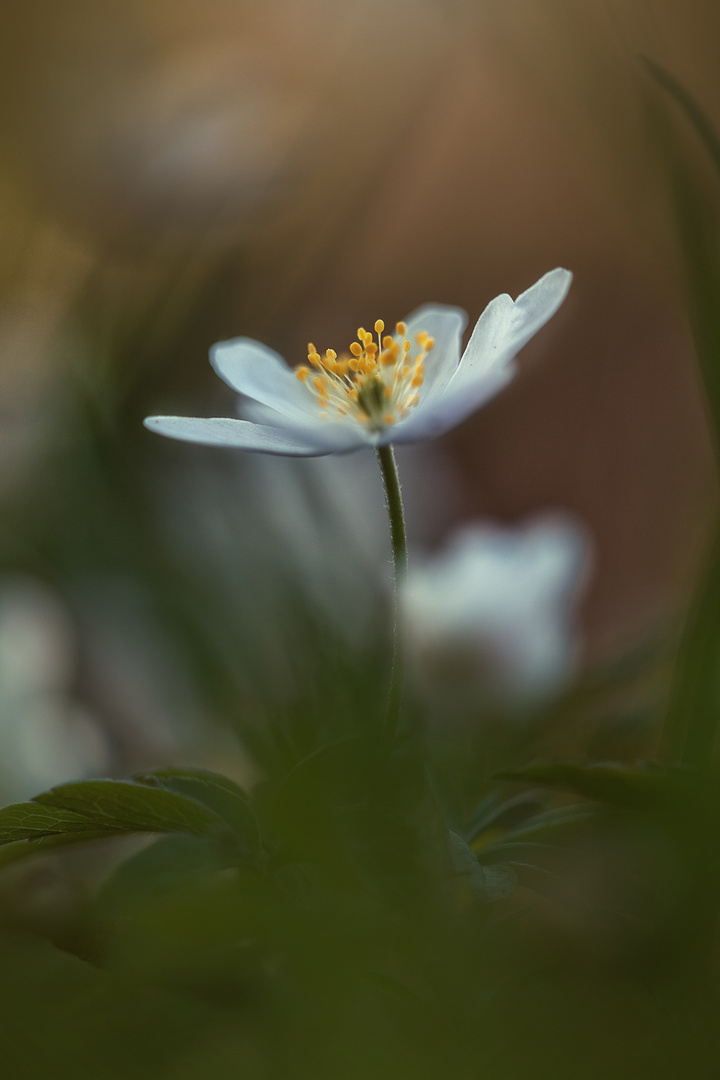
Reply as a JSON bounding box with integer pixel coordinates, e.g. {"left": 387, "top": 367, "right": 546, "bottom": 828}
{"left": 376, "top": 444, "right": 408, "bottom": 743}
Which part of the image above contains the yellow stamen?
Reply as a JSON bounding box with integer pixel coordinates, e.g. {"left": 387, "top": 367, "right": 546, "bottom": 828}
{"left": 297, "top": 314, "right": 434, "bottom": 432}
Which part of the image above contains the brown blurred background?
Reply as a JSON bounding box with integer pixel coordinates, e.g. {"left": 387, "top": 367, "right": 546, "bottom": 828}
{"left": 0, "top": 0, "right": 717, "bottom": 788}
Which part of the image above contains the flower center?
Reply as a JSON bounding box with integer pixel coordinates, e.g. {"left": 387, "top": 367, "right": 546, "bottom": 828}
{"left": 295, "top": 319, "right": 434, "bottom": 431}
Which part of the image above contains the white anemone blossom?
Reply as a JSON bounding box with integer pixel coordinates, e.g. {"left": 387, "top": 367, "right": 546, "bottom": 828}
{"left": 144, "top": 268, "right": 571, "bottom": 455}
{"left": 401, "top": 516, "right": 590, "bottom": 706}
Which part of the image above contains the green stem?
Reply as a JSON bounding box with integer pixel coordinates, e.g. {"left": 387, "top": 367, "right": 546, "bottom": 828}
{"left": 376, "top": 444, "right": 408, "bottom": 743}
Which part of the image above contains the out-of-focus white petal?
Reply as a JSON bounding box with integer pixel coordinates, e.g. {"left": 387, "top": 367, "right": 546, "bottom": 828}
{"left": 402, "top": 513, "right": 590, "bottom": 706}
{"left": 210, "top": 337, "right": 317, "bottom": 421}
{"left": 144, "top": 415, "right": 361, "bottom": 456}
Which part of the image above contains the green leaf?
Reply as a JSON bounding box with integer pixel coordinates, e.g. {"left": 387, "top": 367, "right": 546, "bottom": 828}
{"left": 448, "top": 831, "right": 517, "bottom": 902}
{"left": 0, "top": 801, "right": 117, "bottom": 844}
{"left": 34, "top": 779, "right": 225, "bottom": 837}
{"left": 481, "top": 803, "right": 601, "bottom": 847}
{"left": 135, "top": 768, "right": 261, "bottom": 852}
{"left": 500, "top": 762, "right": 673, "bottom": 809}
{"left": 463, "top": 791, "right": 545, "bottom": 844}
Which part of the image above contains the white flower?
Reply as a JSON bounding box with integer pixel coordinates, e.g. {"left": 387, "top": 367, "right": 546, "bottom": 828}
{"left": 144, "top": 268, "right": 571, "bottom": 455}
{"left": 401, "top": 516, "right": 590, "bottom": 706}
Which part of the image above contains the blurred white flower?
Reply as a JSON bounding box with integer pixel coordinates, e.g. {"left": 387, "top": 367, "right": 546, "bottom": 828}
{"left": 401, "top": 516, "right": 590, "bottom": 706}
{"left": 145, "top": 268, "right": 571, "bottom": 456}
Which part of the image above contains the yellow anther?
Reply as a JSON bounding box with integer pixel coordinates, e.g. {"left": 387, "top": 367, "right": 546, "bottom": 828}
{"left": 299, "top": 312, "right": 429, "bottom": 431}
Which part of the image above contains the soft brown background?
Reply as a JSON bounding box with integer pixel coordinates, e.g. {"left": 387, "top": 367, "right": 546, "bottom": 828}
{"left": 0, "top": 0, "right": 718, "bottom": 664}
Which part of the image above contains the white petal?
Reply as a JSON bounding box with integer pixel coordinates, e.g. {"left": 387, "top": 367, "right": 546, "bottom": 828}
{"left": 241, "top": 400, "right": 374, "bottom": 452}
{"left": 210, "top": 338, "right": 317, "bottom": 421}
{"left": 394, "top": 268, "right": 571, "bottom": 442}
{"left": 388, "top": 363, "right": 514, "bottom": 444}
{"left": 143, "top": 415, "right": 363, "bottom": 456}
{"left": 455, "top": 268, "right": 571, "bottom": 390}
{"left": 402, "top": 304, "right": 467, "bottom": 399}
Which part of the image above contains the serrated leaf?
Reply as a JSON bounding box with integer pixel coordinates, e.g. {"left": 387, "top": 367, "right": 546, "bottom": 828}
{"left": 34, "top": 779, "right": 225, "bottom": 836}
{"left": 136, "top": 768, "right": 260, "bottom": 851}
{"left": 0, "top": 801, "right": 116, "bottom": 845}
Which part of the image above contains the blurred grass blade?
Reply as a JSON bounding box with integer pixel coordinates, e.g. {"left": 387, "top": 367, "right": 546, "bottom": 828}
{"left": 644, "top": 59, "right": 720, "bottom": 764}
{"left": 643, "top": 58, "right": 720, "bottom": 177}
